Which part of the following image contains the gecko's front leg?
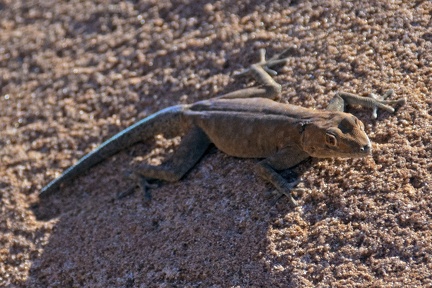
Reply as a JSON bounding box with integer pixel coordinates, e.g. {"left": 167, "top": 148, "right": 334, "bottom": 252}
{"left": 255, "top": 163, "right": 300, "bottom": 206}
{"left": 255, "top": 146, "right": 310, "bottom": 206}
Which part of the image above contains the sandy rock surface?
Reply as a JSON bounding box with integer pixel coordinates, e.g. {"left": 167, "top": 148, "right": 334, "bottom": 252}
{"left": 1, "top": 0, "right": 431, "bottom": 287}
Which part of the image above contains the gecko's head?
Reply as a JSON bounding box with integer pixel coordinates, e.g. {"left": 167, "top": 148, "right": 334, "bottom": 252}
{"left": 301, "top": 112, "right": 372, "bottom": 158}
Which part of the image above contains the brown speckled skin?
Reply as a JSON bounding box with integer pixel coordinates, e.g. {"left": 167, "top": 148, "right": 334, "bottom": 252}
{"left": 188, "top": 97, "right": 371, "bottom": 159}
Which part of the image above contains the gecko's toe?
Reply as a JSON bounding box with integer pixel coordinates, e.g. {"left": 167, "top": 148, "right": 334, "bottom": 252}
{"left": 140, "top": 177, "right": 159, "bottom": 201}
{"left": 273, "top": 46, "right": 301, "bottom": 59}
{"left": 269, "top": 181, "right": 303, "bottom": 207}
{"left": 270, "top": 192, "right": 298, "bottom": 207}
{"left": 116, "top": 172, "right": 158, "bottom": 201}
{"left": 235, "top": 48, "right": 297, "bottom": 77}
{"left": 274, "top": 179, "right": 306, "bottom": 206}
{"left": 117, "top": 186, "right": 136, "bottom": 199}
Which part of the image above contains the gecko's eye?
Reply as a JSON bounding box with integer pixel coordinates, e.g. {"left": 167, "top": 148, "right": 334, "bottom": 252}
{"left": 325, "top": 132, "right": 338, "bottom": 147}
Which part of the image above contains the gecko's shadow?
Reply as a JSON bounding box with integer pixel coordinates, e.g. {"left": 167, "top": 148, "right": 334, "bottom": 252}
{"left": 28, "top": 152, "right": 317, "bottom": 286}
{"left": 25, "top": 42, "right": 310, "bottom": 285}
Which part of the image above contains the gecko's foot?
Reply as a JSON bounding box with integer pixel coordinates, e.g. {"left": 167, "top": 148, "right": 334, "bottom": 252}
{"left": 269, "top": 179, "right": 305, "bottom": 207}
{"left": 368, "top": 89, "right": 407, "bottom": 105}
{"left": 117, "top": 172, "right": 158, "bottom": 201}
{"left": 366, "top": 89, "right": 406, "bottom": 119}
{"left": 235, "top": 47, "right": 297, "bottom": 77}
{"left": 369, "top": 89, "right": 406, "bottom": 105}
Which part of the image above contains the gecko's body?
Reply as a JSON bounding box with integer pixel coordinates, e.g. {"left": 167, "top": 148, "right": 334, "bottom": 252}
{"left": 40, "top": 49, "right": 405, "bottom": 205}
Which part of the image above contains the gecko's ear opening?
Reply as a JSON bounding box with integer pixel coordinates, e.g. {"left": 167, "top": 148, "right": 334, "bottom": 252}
{"left": 325, "top": 133, "right": 338, "bottom": 147}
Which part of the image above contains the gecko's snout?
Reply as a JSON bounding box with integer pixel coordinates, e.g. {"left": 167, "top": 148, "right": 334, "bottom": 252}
{"left": 360, "top": 143, "right": 372, "bottom": 154}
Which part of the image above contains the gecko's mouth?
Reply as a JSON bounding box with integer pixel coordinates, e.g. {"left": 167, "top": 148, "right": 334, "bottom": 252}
{"left": 330, "top": 143, "right": 372, "bottom": 158}
{"left": 349, "top": 146, "right": 372, "bottom": 158}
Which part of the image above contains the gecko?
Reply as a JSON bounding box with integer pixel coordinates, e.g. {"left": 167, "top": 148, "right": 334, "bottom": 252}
{"left": 40, "top": 48, "right": 405, "bottom": 205}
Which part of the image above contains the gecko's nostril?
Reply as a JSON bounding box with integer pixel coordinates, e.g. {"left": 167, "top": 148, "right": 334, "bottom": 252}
{"left": 361, "top": 144, "right": 371, "bottom": 153}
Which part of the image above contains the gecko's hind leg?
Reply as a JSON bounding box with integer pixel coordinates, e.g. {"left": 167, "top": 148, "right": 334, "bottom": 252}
{"left": 235, "top": 48, "right": 295, "bottom": 77}
{"left": 122, "top": 127, "right": 211, "bottom": 199}
{"left": 218, "top": 48, "right": 295, "bottom": 101}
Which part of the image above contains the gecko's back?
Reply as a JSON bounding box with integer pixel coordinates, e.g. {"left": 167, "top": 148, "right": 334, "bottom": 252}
{"left": 184, "top": 98, "right": 323, "bottom": 158}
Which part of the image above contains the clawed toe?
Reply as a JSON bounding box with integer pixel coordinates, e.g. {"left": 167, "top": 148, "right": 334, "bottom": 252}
{"left": 367, "top": 89, "right": 406, "bottom": 119}
{"left": 270, "top": 191, "right": 298, "bottom": 207}
{"left": 116, "top": 172, "right": 158, "bottom": 200}
{"left": 268, "top": 180, "right": 306, "bottom": 207}
{"left": 368, "top": 89, "right": 393, "bottom": 101}
{"left": 235, "top": 48, "right": 295, "bottom": 77}
{"left": 116, "top": 185, "right": 136, "bottom": 199}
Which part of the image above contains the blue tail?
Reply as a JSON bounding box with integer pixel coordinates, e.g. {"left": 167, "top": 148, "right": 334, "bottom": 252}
{"left": 40, "top": 105, "right": 185, "bottom": 196}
